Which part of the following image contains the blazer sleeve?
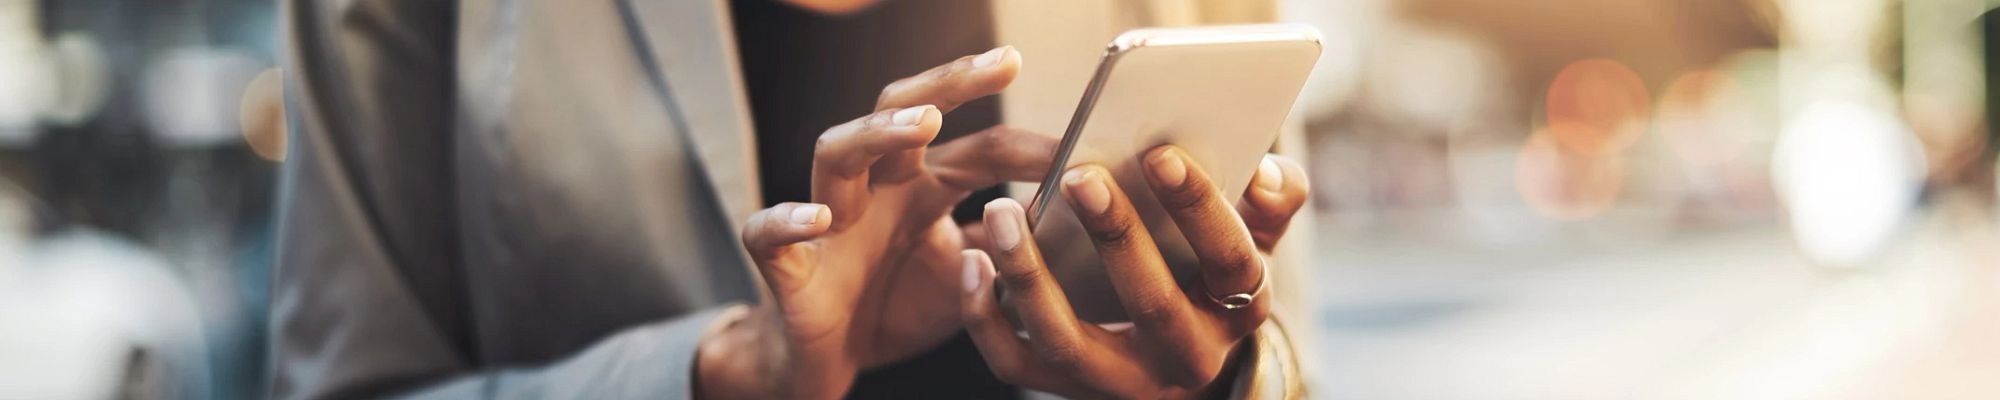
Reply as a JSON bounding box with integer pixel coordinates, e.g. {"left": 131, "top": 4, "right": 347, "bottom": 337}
{"left": 271, "top": 0, "right": 738, "bottom": 398}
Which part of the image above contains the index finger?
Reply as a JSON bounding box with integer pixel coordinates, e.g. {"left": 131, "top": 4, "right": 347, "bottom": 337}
{"left": 925, "top": 125, "right": 1058, "bottom": 190}
{"left": 811, "top": 106, "right": 941, "bottom": 228}
{"left": 875, "top": 46, "right": 1020, "bottom": 113}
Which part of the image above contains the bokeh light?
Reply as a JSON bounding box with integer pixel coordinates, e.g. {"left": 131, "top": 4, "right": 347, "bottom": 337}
{"left": 1656, "top": 70, "right": 1744, "bottom": 168}
{"left": 42, "top": 33, "right": 110, "bottom": 127}
{"left": 1515, "top": 129, "right": 1625, "bottom": 220}
{"left": 237, "top": 69, "right": 285, "bottom": 162}
{"left": 1546, "top": 59, "right": 1652, "bottom": 157}
{"left": 1770, "top": 100, "right": 1924, "bottom": 267}
{"left": 139, "top": 47, "right": 266, "bottom": 149}
{"left": 0, "top": 0, "right": 47, "bottom": 145}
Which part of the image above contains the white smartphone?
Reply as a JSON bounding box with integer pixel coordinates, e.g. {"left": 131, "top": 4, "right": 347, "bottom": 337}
{"left": 1024, "top": 24, "right": 1322, "bottom": 323}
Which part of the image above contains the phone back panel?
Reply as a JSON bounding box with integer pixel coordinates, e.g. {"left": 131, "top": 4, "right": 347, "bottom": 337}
{"left": 1026, "top": 24, "right": 1321, "bottom": 323}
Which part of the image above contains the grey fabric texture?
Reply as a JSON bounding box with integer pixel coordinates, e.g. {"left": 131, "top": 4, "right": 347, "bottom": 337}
{"left": 272, "top": 0, "right": 757, "bottom": 398}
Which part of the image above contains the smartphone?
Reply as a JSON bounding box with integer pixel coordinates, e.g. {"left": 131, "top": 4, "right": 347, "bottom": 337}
{"left": 1024, "top": 24, "right": 1322, "bottom": 323}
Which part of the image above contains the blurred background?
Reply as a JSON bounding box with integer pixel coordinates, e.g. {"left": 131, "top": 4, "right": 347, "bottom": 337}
{"left": 0, "top": 0, "right": 1995, "bottom": 398}
{"left": 0, "top": 0, "right": 277, "bottom": 399}
{"left": 1286, "top": 0, "right": 2000, "bottom": 398}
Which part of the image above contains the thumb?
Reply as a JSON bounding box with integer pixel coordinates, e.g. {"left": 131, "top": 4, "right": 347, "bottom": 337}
{"left": 743, "top": 202, "right": 832, "bottom": 296}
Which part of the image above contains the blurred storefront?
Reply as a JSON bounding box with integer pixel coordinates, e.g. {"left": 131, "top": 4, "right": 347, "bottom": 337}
{"left": 1284, "top": 0, "right": 2000, "bottom": 398}
{"left": 0, "top": 0, "right": 277, "bottom": 398}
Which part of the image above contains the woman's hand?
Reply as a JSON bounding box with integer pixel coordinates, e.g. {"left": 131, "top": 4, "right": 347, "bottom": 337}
{"left": 961, "top": 146, "right": 1309, "bottom": 399}
{"left": 698, "top": 46, "right": 1059, "bottom": 399}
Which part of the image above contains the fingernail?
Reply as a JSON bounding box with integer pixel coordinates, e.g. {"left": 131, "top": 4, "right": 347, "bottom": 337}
{"left": 790, "top": 204, "right": 825, "bottom": 225}
{"left": 973, "top": 46, "right": 1009, "bottom": 68}
{"left": 892, "top": 105, "right": 931, "bottom": 126}
{"left": 961, "top": 250, "right": 990, "bottom": 293}
{"left": 1064, "top": 168, "right": 1112, "bottom": 215}
{"left": 1149, "top": 148, "right": 1188, "bottom": 188}
{"left": 985, "top": 200, "right": 1023, "bottom": 251}
{"left": 1256, "top": 157, "right": 1283, "bottom": 193}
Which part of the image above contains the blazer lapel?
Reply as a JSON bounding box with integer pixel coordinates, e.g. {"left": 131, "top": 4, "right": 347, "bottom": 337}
{"left": 617, "top": 0, "right": 762, "bottom": 233}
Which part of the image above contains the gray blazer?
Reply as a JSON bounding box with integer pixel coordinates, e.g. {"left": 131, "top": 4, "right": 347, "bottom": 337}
{"left": 272, "top": 0, "right": 770, "bottom": 397}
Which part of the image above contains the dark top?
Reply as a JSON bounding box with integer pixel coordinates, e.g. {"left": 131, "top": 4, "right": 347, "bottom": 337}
{"left": 731, "top": 0, "right": 1014, "bottom": 398}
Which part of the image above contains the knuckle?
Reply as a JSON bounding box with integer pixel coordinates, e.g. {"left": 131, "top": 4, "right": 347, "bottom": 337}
{"left": 876, "top": 83, "right": 904, "bottom": 106}
{"left": 868, "top": 108, "right": 907, "bottom": 129}
{"left": 813, "top": 130, "right": 840, "bottom": 155}
{"left": 985, "top": 126, "right": 1036, "bottom": 150}
{"left": 934, "top": 58, "right": 969, "bottom": 81}
{"left": 997, "top": 264, "right": 1048, "bottom": 289}
{"left": 1085, "top": 221, "right": 1137, "bottom": 249}
{"left": 1033, "top": 341, "right": 1089, "bottom": 375}
{"left": 1129, "top": 302, "right": 1181, "bottom": 328}
{"left": 740, "top": 210, "right": 777, "bottom": 244}
{"left": 1212, "top": 248, "right": 1260, "bottom": 276}
{"left": 982, "top": 124, "right": 1016, "bottom": 139}
{"left": 1157, "top": 185, "right": 1207, "bottom": 211}
{"left": 973, "top": 126, "right": 1007, "bottom": 150}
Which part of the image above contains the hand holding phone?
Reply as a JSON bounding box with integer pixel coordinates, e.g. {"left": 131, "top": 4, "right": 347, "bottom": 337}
{"left": 955, "top": 24, "right": 1320, "bottom": 398}
{"left": 1028, "top": 23, "right": 1322, "bottom": 323}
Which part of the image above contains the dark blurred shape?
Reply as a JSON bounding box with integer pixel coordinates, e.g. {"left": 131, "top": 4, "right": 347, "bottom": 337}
{"left": 734, "top": 0, "right": 1006, "bottom": 219}
{"left": 115, "top": 348, "right": 171, "bottom": 400}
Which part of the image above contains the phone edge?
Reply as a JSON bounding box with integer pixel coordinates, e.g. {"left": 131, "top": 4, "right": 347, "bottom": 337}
{"left": 1027, "top": 45, "right": 1130, "bottom": 229}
